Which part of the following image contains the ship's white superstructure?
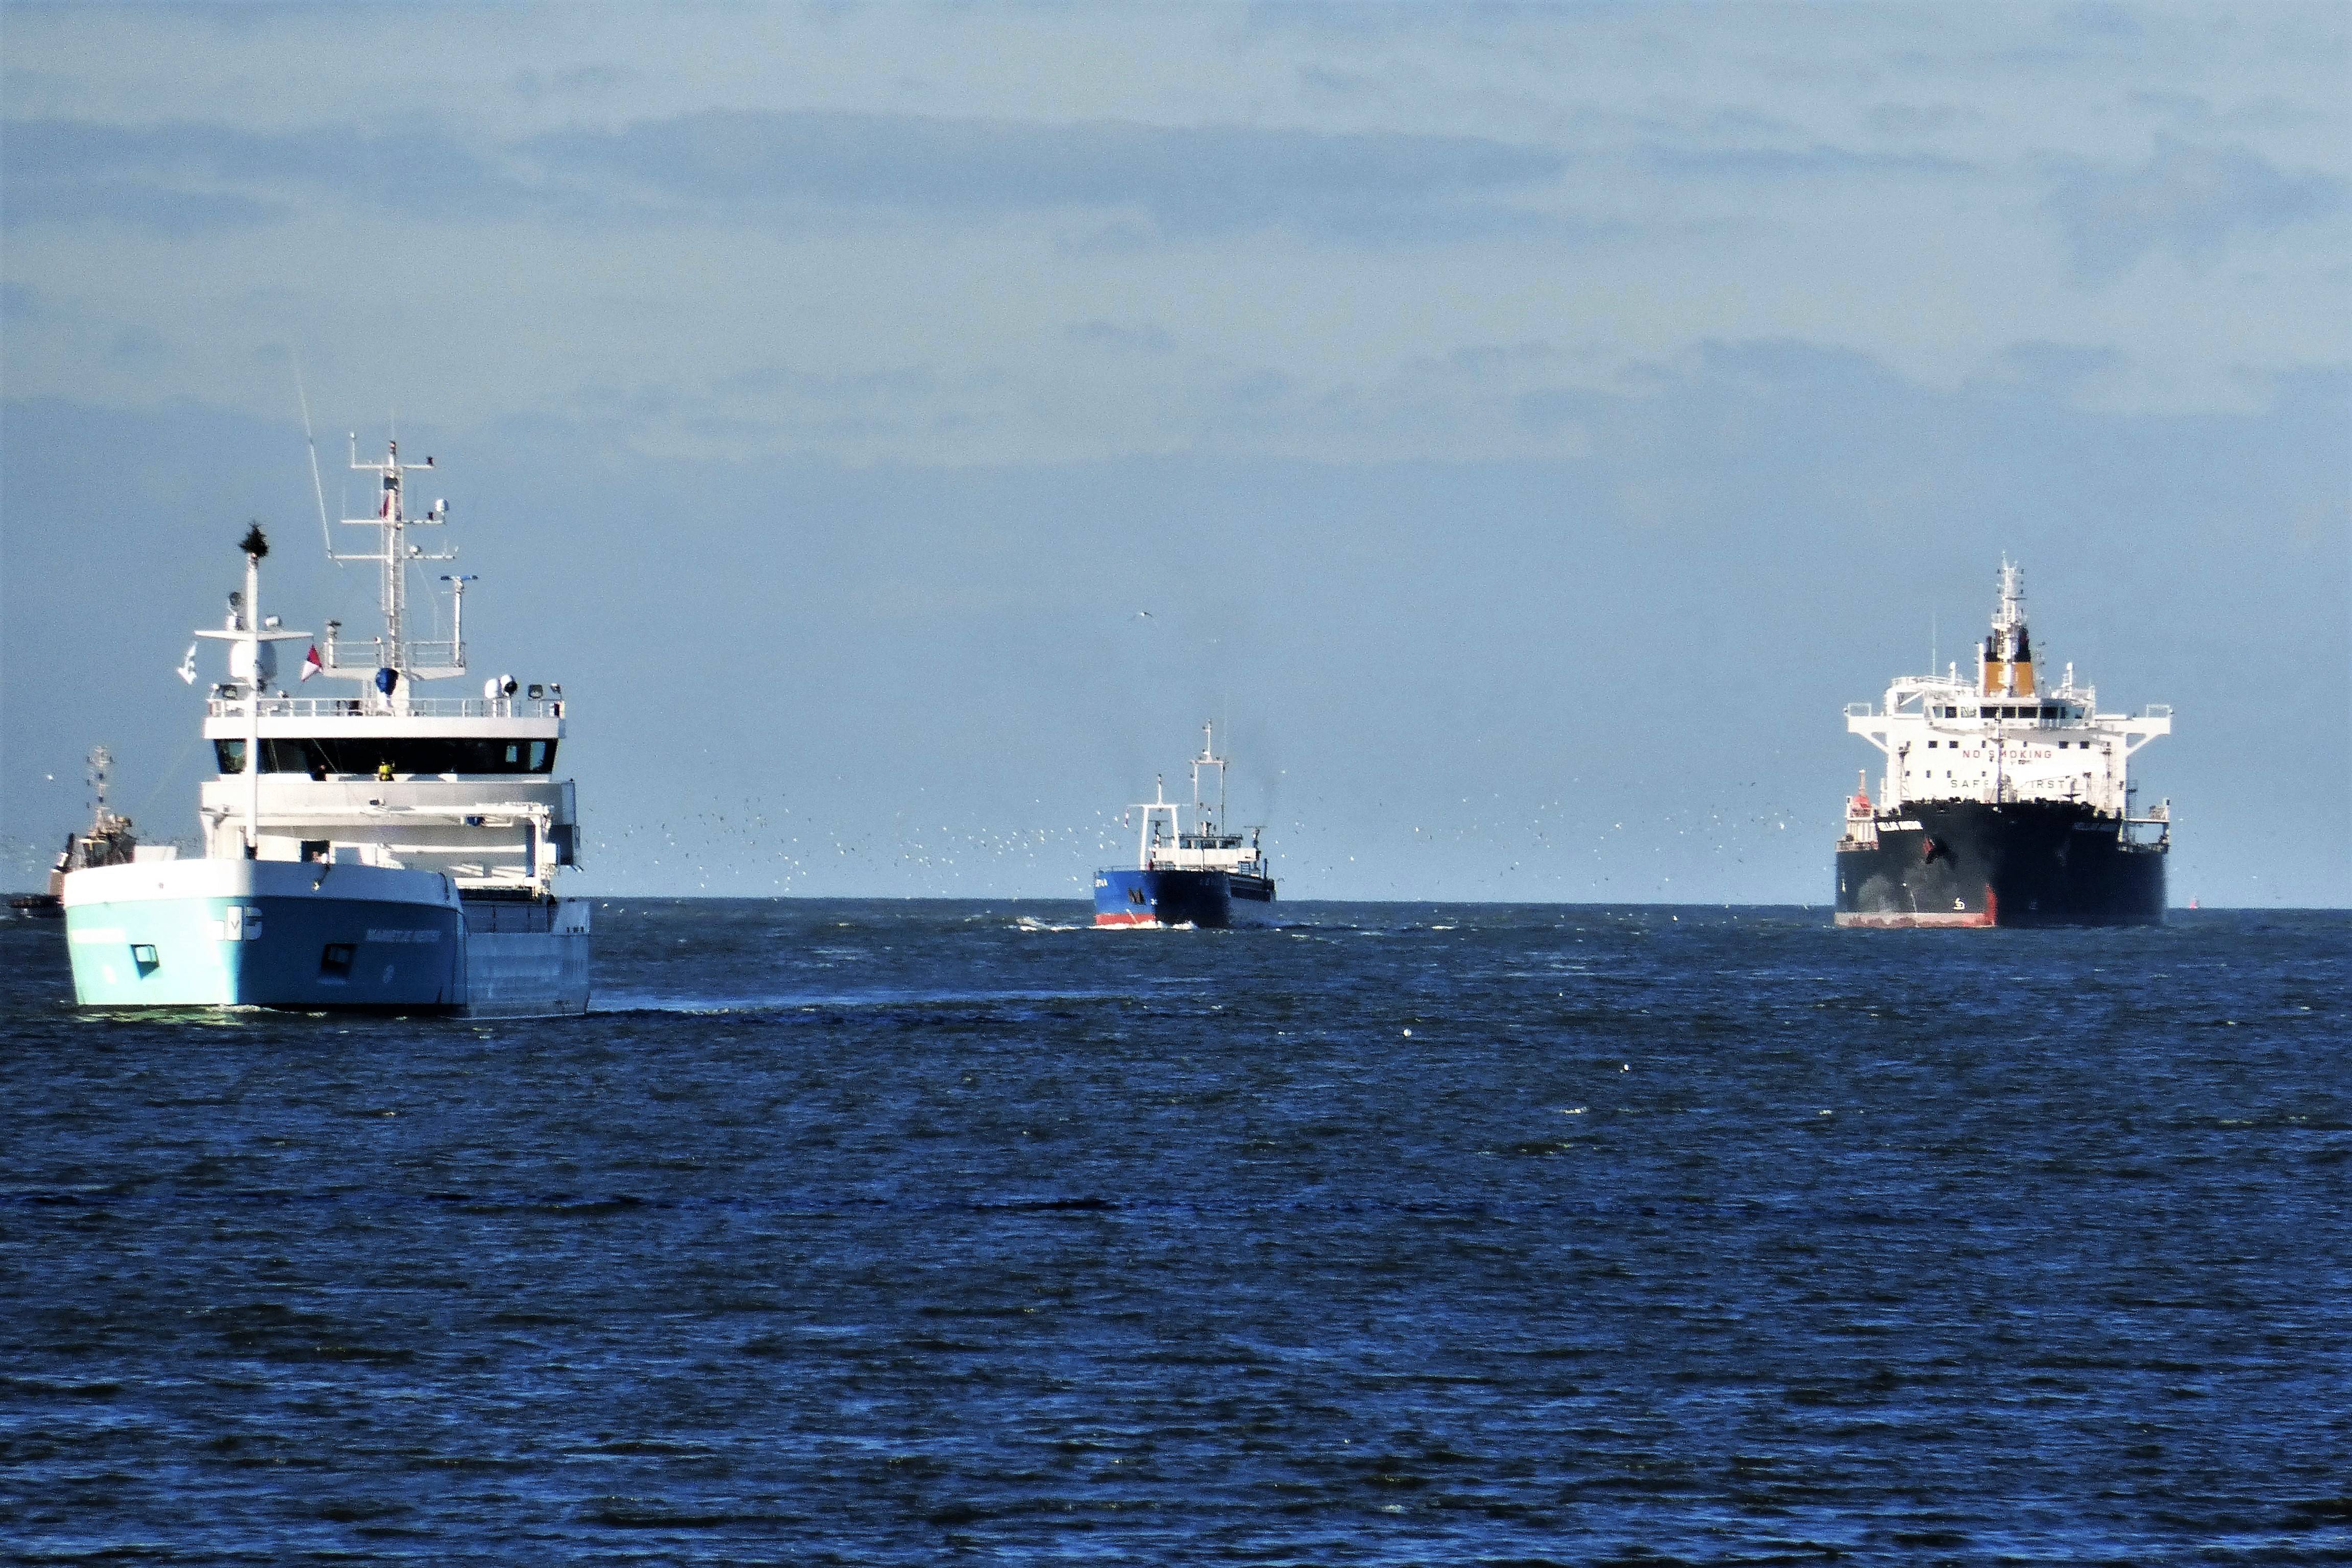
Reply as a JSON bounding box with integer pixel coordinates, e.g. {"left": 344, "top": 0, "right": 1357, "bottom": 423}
{"left": 197, "top": 436, "right": 583, "bottom": 899}
{"left": 1129, "top": 724, "right": 1268, "bottom": 877}
{"left": 1842, "top": 560, "right": 2171, "bottom": 839}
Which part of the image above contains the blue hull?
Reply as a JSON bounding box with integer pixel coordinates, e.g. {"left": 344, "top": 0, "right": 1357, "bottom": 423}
{"left": 1094, "top": 868, "right": 1277, "bottom": 928}
{"left": 62, "top": 860, "right": 587, "bottom": 1015}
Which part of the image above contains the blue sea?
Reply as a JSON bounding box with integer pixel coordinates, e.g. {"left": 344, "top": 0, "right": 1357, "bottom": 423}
{"left": 4, "top": 901, "right": 2347, "bottom": 1564}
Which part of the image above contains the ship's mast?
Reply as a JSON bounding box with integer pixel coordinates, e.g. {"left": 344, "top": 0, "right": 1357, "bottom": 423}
{"left": 1137, "top": 774, "right": 1174, "bottom": 867}
{"left": 1980, "top": 556, "right": 2035, "bottom": 697}
{"left": 324, "top": 435, "right": 463, "bottom": 703}
{"left": 243, "top": 544, "right": 261, "bottom": 843}
{"left": 1191, "top": 721, "right": 1227, "bottom": 837}
{"left": 193, "top": 526, "right": 311, "bottom": 855}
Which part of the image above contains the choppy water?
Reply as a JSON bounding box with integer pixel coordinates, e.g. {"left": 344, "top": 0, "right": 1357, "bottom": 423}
{"left": 3, "top": 900, "right": 2347, "bottom": 1564}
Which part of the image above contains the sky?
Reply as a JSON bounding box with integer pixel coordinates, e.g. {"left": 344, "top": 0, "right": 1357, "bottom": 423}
{"left": 2, "top": 1, "right": 2345, "bottom": 904}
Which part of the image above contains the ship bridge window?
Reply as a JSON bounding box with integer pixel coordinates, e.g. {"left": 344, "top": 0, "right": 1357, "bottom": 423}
{"left": 215, "top": 738, "right": 557, "bottom": 775}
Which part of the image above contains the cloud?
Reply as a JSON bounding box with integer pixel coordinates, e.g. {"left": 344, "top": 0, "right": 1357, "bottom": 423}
{"left": 1067, "top": 320, "right": 1175, "bottom": 353}
{"left": 3, "top": 109, "right": 1569, "bottom": 246}
{"left": 1639, "top": 143, "right": 1974, "bottom": 181}
{"left": 105, "top": 325, "right": 167, "bottom": 368}
{"left": 2051, "top": 2, "right": 2145, "bottom": 42}
{"left": 1, "top": 119, "right": 542, "bottom": 231}
{"left": 0, "top": 168, "right": 283, "bottom": 234}
{"left": 510, "top": 65, "right": 630, "bottom": 102}
{"left": 1977, "top": 340, "right": 2124, "bottom": 395}
{"left": 524, "top": 109, "right": 1567, "bottom": 241}
{"left": 1865, "top": 102, "right": 1987, "bottom": 139}
{"left": 2045, "top": 135, "right": 2348, "bottom": 283}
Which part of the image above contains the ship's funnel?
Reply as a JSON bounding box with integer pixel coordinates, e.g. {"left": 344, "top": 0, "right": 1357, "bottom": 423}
{"left": 1979, "top": 558, "right": 2035, "bottom": 697}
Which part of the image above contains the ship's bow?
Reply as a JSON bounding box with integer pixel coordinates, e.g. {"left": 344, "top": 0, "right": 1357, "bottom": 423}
{"left": 65, "top": 859, "right": 464, "bottom": 1009}
{"left": 1836, "top": 800, "right": 2164, "bottom": 928}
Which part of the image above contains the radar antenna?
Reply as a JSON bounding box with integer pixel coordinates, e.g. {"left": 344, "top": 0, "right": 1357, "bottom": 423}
{"left": 320, "top": 434, "right": 466, "bottom": 699}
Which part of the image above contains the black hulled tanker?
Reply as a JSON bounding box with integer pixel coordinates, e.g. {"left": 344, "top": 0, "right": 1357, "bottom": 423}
{"left": 1835, "top": 560, "right": 2172, "bottom": 928}
{"left": 1834, "top": 799, "right": 2166, "bottom": 927}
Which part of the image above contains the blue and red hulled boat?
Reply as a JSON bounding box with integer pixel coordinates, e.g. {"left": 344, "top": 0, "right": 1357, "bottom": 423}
{"left": 1094, "top": 724, "right": 1276, "bottom": 928}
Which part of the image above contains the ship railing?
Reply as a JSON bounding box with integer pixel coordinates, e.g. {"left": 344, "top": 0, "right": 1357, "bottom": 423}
{"left": 2141, "top": 703, "right": 2173, "bottom": 719}
{"left": 1845, "top": 702, "right": 1875, "bottom": 718}
{"left": 322, "top": 636, "right": 463, "bottom": 672}
{"left": 208, "top": 696, "right": 564, "bottom": 720}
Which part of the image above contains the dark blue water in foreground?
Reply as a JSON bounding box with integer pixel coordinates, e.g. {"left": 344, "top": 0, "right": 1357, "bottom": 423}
{"left": 3, "top": 901, "right": 2348, "bottom": 1564}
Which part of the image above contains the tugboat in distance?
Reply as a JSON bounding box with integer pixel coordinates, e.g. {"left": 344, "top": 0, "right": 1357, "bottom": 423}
{"left": 10, "top": 747, "right": 144, "bottom": 919}
{"left": 1835, "top": 559, "right": 2172, "bottom": 927}
{"left": 1094, "top": 723, "right": 1276, "bottom": 928}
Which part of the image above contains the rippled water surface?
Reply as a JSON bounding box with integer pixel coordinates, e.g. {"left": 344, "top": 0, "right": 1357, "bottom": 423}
{"left": 4, "top": 900, "right": 2348, "bottom": 1564}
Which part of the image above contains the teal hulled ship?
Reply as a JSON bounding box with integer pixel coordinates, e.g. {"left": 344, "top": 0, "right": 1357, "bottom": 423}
{"left": 63, "top": 434, "right": 589, "bottom": 1013}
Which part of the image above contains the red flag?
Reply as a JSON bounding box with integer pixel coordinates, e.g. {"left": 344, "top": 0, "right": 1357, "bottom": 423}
{"left": 301, "top": 645, "right": 322, "bottom": 681}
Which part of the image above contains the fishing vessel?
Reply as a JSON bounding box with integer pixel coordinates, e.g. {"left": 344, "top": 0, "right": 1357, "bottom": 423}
{"left": 1094, "top": 724, "right": 1276, "bottom": 928}
{"left": 61, "top": 435, "right": 589, "bottom": 1012}
{"left": 1835, "top": 559, "right": 2171, "bottom": 928}
{"left": 10, "top": 748, "right": 150, "bottom": 919}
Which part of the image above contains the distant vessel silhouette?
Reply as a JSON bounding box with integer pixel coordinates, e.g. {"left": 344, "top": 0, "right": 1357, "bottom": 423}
{"left": 11, "top": 747, "right": 140, "bottom": 919}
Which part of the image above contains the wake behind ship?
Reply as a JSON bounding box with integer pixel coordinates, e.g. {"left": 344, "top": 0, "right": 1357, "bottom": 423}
{"left": 62, "top": 433, "right": 589, "bottom": 1013}
{"left": 1835, "top": 560, "right": 2172, "bottom": 927}
{"left": 1095, "top": 724, "right": 1276, "bottom": 928}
